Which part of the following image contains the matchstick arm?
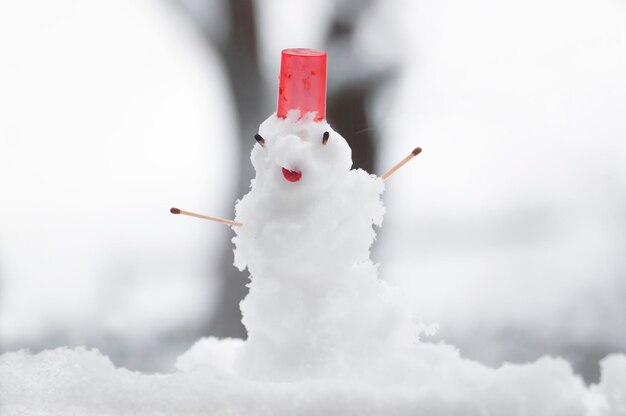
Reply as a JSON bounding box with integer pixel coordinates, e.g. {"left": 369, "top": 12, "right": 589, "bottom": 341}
{"left": 170, "top": 207, "right": 243, "bottom": 227}
{"left": 380, "top": 147, "right": 422, "bottom": 181}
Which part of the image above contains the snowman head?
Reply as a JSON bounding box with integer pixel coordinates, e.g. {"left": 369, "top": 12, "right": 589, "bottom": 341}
{"left": 250, "top": 110, "right": 352, "bottom": 198}
{"left": 248, "top": 49, "right": 353, "bottom": 198}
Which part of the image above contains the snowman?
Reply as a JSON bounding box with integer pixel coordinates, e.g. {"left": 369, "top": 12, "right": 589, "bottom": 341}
{"left": 173, "top": 48, "right": 420, "bottom": 380}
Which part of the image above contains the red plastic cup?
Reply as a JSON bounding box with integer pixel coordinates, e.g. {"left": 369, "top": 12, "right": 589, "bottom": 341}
{"left": 277, "top": 48, "right": 327, "bottom": 121}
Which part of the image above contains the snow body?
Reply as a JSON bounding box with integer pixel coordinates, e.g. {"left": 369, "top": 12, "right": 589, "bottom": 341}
{"left": 232, "top": 110, "right": 415, "bottom": 379}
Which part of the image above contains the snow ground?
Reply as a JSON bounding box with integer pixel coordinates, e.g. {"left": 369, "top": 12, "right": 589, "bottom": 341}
{"left": 1, "top": 344, "right": 625, "bottom": 415}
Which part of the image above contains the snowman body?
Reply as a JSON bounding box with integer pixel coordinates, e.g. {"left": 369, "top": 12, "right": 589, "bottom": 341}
{"left": 232, "top": 111, "right": 415, "bottom": 379}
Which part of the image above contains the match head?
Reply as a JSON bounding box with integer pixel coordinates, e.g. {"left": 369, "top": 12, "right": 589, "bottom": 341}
{"left": 412, "top": 147, "right": 422, "bottom": 156}
{"left": 254, "top": 134, "right": 266, "bottom": 147}
{"left": 170, "top": 207, "right": 181, "bottom": 214}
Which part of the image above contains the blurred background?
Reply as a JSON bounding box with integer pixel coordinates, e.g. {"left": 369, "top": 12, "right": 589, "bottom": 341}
{"left": 1, "top": 0, "right": 625, "bottom": 384}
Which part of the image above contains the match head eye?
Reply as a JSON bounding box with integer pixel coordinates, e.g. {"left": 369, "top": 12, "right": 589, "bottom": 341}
{"left": 322, "top": 131, "right": 329, "bottom": 145}
{"left": 254, "top": 134, "right": 265, "bottom": 147}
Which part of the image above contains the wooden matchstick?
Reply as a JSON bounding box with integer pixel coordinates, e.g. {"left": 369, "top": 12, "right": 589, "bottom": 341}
{"left": 170, "top": 207, "right": 243, "bottom": 227}
{"left": 380, "top": 147, "right": 422, "bottom": 181}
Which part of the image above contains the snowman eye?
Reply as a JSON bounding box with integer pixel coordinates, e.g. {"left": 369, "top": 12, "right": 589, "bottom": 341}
{"left": 254, "top": 134, "right": 265, "bottom": 147}
{"left": 322, "top": 131, "right": 329, "bottom": 145}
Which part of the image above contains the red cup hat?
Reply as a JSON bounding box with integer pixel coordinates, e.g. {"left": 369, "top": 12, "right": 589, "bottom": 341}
{"left": 276, "top": 48, "right": 327, "bottom": 121}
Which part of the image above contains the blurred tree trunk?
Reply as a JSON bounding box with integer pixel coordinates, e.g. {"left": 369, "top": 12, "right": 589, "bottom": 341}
{"left": 326, "top": 73, "right": 376, "bottom": 173}
{"left": 326, "top": 2, "right": 378, "bottom": 174}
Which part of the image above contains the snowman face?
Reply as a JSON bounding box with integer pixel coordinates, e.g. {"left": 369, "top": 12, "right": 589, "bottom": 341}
{"left": 250, "top": 111, "right": 352, "bottom": 197}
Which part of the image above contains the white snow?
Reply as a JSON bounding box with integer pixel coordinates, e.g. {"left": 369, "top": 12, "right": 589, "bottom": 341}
{"left": 2, "top": 345, "right": 625, "bottom": 416}
{"left": 1, "top": 110, "right": 625, "bottom": 415}
{"left": 232, "top": 111, "right": 414, "bottom": 380}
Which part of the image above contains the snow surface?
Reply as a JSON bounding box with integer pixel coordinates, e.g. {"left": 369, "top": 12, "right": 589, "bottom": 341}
{"left": 2, "top": 347, "right": 625, "bottom": 415}
{"left": 1, "top": 112, "right": 625, "bottom": 415}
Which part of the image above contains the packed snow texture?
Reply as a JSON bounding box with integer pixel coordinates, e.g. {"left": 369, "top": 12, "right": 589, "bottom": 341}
{"left": 2, "top": 347, "right": 626, "bottom": 415}
{"left": 1, "top": 113, "right": 625, "bottom": 415}
{"left": 232, "top": 112, "right": 415, "bottom": 379}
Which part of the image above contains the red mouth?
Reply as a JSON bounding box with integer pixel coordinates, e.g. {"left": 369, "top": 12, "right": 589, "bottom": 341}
{"left": 282, "top": 167, "right": 302, "bottom": 182}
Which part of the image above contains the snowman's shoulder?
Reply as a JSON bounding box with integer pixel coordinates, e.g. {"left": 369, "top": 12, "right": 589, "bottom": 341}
{"left": 345, "top": 168, "right": 385, "bottom": 196}
{"left": 341, "top": 168, "right": 386, "bottom": 226}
